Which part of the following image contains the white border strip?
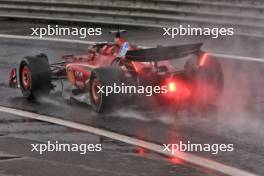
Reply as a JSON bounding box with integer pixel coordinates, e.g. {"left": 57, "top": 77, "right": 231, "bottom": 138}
{"left": 0, "top": 106, "right": 257, "bottom": 176}
{"left": 0, "top": 34, "right": 98, "bottom": 45}
{"left": 209, "top": 53, "right": 264, "bottom": 63}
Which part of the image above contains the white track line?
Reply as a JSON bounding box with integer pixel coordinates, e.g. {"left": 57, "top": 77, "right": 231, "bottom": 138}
{"left": 0, "top": 106, "right": 257, "bottom": 176}
{"left": 0, "top": 34, "right": 98, "bottom": 45}
{"left": 0, "top": 34, "right": 263, "bottom": 63}
{"left": 209, "top": 53, "right": 264, "bottom": 63}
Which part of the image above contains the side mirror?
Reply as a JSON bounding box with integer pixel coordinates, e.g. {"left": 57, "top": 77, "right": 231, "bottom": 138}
{"left": 9, "top": 68, "right": 18, "bottom": 88}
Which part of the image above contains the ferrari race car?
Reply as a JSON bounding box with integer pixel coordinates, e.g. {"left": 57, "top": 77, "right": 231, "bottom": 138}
{"left": 9, "top": 30, "right": 224, "bottom": 113}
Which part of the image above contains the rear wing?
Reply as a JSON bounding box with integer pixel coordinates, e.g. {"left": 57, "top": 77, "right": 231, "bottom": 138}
{"left": 126, "top": 43, "right": 203, "bottom": 62}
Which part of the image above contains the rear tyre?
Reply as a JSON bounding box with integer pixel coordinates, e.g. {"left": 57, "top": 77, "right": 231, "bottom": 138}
{"left": 89, "top": 67, "right": 127, "bottom": 113}
{"left": 185, "top": 56, "right": 224, "bottom": 109}
{"left": 19, "top": 53, "right": 52, "bottom": 99}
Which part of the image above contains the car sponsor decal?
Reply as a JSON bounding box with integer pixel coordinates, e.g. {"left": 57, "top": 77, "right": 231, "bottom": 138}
{"left": 118, "top": 42, "right": 129, "bottom": 58}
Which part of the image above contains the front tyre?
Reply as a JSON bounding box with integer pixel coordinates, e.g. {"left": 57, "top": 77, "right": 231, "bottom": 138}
{"left": 89, "top": 67, "right": 126, "bottom": 113}
{"left": 19, "top": 54, "right": 52, "bottom": 99}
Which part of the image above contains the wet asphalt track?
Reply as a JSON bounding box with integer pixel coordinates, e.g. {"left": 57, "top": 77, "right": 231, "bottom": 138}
{"left": 0, "top": 20, "right": 264, "bottom": 176}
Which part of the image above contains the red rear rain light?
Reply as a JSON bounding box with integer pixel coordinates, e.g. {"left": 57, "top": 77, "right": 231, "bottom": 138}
{"left": 168, "top": 81, "right": 177, "bottom": 92}
{"left": 165, "top": 79, "right": 191, "bottom": 100}
{"left": 199, "top": 53, "right": 208, "bottom": 66}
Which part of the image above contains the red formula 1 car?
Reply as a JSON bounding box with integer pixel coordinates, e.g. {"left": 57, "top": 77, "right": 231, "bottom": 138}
{"left": 9, "top": 30, "right": 224, "bottom": 113}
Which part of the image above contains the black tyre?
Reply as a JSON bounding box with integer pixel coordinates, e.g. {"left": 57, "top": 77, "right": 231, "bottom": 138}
{"left": 185, "top": 55, "right": 224, "bottom": 108}
{"left": 89, "top": 67, "right": 127, "bottom": 113}
{"left": 19, "top": 53, "right": 52, "bottom": 99}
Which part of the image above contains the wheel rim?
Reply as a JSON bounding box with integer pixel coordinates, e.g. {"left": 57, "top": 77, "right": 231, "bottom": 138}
{"left": 21, "top": 66, "right": 31, "bottom": 90}
{"left": 91, "top": 78, "right": 101, "bottom": 106}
